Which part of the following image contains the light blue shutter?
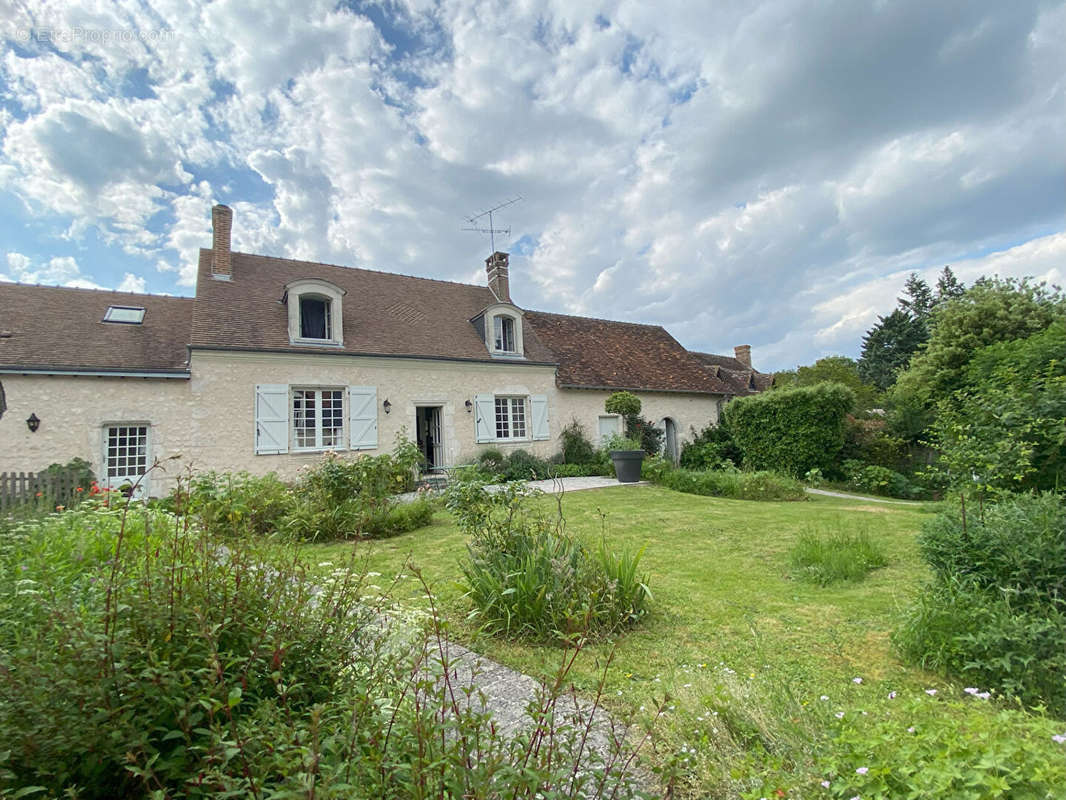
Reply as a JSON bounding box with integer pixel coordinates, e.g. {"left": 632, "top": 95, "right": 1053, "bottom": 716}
{"left": 531, "top": 395, "right": 549, "bottom": 440}
{"left": 474, "top": 394, "right": 496, "bottom": 443}
{"left": 255, "top": 384, "right": 289, "bottom": 454}
{"left": 348, "top": 386, "right": 378, "bottom": 450}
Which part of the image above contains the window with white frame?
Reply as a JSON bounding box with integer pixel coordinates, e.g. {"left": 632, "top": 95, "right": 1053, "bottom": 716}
{"left": 494, "top": 396, "right": 527, "bottom": 439}
{"left": 493, "top": 315, "right": 516, "bottom": 352}
{"left": 285, "top": 279, "right": 345, "bottom": 346}
{"left": 255, "top": 384, "right": 378, "bottom": 455}
{"left": 105, "top": 424, "right": 149, "bottom": 490}
{"left": 292, "top": 388, "right": 344, "bottom": 449}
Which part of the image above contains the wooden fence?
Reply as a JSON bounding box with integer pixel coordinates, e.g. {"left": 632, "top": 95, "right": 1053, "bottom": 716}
{"left": 0, "top": 469, "right": 89, "bottom": 513}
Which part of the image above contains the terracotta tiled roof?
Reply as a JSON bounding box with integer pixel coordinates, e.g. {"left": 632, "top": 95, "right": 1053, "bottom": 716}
{"left": 190, "top": 250, "right": 556, "bottom": 363}
{"left": 524, "top": 311, "right": 733, "bottom": 394}
{"left": 690, "top": 351, "right": 772, "bottom": 396}
{"left": 0, "top": 283, "right": 192, "bottom": 372}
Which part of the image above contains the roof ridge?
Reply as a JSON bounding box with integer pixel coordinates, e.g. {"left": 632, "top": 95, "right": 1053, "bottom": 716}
{"left": 225, "top": 249, "right": 496, "bottom": 293}
{"left": 0, "top": 281, "right": 194, "bottom": 301}
{"left": 526, "top": 308, "right": 669, "bottom": 331}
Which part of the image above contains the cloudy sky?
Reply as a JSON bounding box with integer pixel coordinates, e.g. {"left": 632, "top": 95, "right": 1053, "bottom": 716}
{"left": 1, "top": 0, "right": 1063, "bottom": 370}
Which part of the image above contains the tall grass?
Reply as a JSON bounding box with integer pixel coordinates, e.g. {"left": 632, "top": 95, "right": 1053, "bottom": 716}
{"left": 788, "top": 527, "right": 888, "bottom": 585}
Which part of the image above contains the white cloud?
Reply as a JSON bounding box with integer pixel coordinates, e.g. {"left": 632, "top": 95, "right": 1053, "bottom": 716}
{"left": 0, "top": 0, "right": 1061, "bottom": 371}
{"left": 117, "top": 272, "right": 147, "bottom": 293}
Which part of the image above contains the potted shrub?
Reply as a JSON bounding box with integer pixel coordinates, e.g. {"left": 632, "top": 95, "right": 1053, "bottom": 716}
{"left": 604, "top": 391, "right": 645, "bottom": 482}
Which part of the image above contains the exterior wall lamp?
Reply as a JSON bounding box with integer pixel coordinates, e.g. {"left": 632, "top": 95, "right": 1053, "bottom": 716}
{"left": 465, "top": 399, "right": 473, "bottom": 413}
{"left": 382, "top": 398, "right": 391, "bottom": 414}
{"left": 26, "top": 413, "right": 40, "bottom": 433}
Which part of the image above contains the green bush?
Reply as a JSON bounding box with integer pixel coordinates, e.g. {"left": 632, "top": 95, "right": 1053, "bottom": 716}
{"left": 894, "top": 493, "right": 1066, "bottom": 715}
{"left": 604, "top": 390, "right": 642, "bottom": 417}
{"left": 560, "top": 419, "right": 597, "bottom": 464}
{"left": 449, "top": 478, "right": 651, "bottom": 641}
{"left": 724, "top": 382, "right": 855, "bottom": 478}
{"left": 300, "top": 433, "right": 422, "bottom": 503}
{"left": 811, "top": 690, "right": 1066, "bottom": 799}
{"left": 679, "top": 424, "right": 742, "bottom": 470}
{"left": 501, "top": 448, "right": 553, "bottom": 481}
{"left": 282, "top": 434, "right": 432, "bottom": 540}
{"left": 842, "top": 459, "right": 923, "bottom": 499}
{"left": 0, "top": 506, "right": 370, "bottom": 795}
{"left": 183, "top": 470, "right": 295, "bottom": 537}
{"left": 788, "top": 527, "right": 888, "bottom": 585}
{"left": 649, "top": 465, "right": 806, "bottom": 501}
{"left": 0, "top": 501, "right": 650, "bottom": 798}
{"left": 476, "top": 446, "right": 507, "bottom": 475}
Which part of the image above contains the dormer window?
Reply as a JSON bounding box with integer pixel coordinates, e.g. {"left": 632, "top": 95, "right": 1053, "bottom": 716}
{"left": 476, "top": 303, "right": 524, "bottom": 359}
{"left": 284, "top": 279, "right": 345, "bottom": 347}
{"left": 494, "top": 315, "right": 516, "bottom": 352}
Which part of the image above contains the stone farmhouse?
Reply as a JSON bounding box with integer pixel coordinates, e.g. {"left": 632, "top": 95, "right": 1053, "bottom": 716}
{"left": 0, "top": 205, "right": 769, "bottom": 496}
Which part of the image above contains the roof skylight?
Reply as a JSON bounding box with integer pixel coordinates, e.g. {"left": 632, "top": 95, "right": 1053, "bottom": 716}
{"left": 103, "top": 306, "right": 146, "bottom": 324}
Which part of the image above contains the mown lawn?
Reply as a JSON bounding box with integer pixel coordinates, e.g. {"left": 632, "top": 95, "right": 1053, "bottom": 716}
{"left": 311, "top": 486, "right": 934, "bottom": 691}
{"left": 306, "top": 486, "right": 1060, "bottom": 798}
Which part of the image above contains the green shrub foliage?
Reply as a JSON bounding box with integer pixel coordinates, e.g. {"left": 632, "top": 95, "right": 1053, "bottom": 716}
{"left": 645, "top": 462, "right": 806, "bottom": 501}
{"left": 604, "top": 390, "right": 641, "bottom": 417}
{"left": 679, "top": 423, "right": 743, "bottom": 469}
{"left": 723, "top": 382, "right": 855, "bottom": 477}
{"left": 178, "top": 433, "right": 432, "bottom": 542}
{"left": 895, "top": 493, "right": 1066, "bottom": 715}
{"left": 560, "top": 419, "right": 597, "bottom": 464}
{"left": 933, "top": 321, "right": 1066, "bottom": 494}
{"left": 0, "top": 500, "right": 651, "bottom": 797}
{"left": 447, "top": 478, "right": 651, "bottom": 641}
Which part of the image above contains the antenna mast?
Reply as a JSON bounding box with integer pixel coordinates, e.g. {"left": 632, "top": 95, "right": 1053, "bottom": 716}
{"left": 463, "top": 196, "right": 522, "bottom": 254}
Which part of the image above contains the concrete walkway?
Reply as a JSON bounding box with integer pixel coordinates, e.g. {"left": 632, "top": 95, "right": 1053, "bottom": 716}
{"left": 805, "top": 487, "right": 924, "bottom": 505}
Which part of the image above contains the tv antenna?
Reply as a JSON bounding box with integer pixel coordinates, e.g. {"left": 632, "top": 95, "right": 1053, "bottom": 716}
{"left": 463, "top": 196, "right": 522, "bottom": 254}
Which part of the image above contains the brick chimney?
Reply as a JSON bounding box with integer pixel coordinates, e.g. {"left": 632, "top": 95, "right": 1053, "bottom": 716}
{"left": 734, "top": 344, "right": 752, "bottom": 367}
{"left": 211, "top": 204, "right": 233, "bottom": 279}
{"left": 486, "top": 251, "right": 510, "bottom": 303}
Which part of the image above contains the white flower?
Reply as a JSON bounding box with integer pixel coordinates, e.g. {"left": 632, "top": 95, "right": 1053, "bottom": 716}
{"left": 1052, "top": 733, "right": 1066, "bottom": 744}
{"left": 925, "top": 689, "right": 938, "bottom": 696}
{"left": 835, "top": 711, "right": 845, "bottom": 719}
{"left": 852, "top": 677, "right": 863, "bottom": 684}
{"left": 887, "top": 691, "right": 897, "bottom": 699}
{"left": 821, "top": 780, "right": 831, "bottom": 788}
{"left": 856, "top": 767, "right": 869, "bottom": 775}
{"left": 907, "top": 726, "right": 916, "bottom": 733}
{"left": 820, "top": 695, "right": 829, "bottom": 701}
{"left": 964, "top": 687, "right": 978, "bottom": 695}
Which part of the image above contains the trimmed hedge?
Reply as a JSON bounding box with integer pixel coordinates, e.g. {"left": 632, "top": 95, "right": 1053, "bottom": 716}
{"left": 724, "top": 382, "right": 854, "bottom": 478}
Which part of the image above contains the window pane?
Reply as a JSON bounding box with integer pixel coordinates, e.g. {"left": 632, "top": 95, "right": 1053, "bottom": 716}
{"left": 510, "top": 397, "right": 526, "bottom": 438}
{"left": 107, "top": 425, "right": 148, "bottom": 479}
{"left": 300, "top": 297, "right": 330, "bottom": 339}
{"left": 502, "top": 318, "right": 515, "bottom": 351}
{"left": 322, "top": 390, "right": 343, "bottom": 447}
{"left": 495, "top": 397, "right": 509, "bottom": 439}
{"left": 293, "top": 390, "right": 317, "bottom": 448}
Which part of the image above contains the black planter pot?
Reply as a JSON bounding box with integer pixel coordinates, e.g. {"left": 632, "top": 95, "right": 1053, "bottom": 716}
{"left": 609, "top": 450, "right": 645, "bottom": 483}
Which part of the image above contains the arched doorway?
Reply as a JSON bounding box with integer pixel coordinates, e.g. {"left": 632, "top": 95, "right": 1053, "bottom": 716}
{"left": 662, "top": 417, "right": 679, "bottom": 465}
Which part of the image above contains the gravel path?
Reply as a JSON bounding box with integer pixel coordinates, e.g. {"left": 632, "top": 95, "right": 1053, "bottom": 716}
{"left": 805, "top": 487, "right": 924, "bottom": 505}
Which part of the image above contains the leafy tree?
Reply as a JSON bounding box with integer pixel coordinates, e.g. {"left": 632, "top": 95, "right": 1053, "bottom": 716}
{"left": 771, "top": 356, "right": 877, "bottom": 410}
{"left": 896, "top": 278, "right": 1065, "bottom": 408}
{"left": 933, "top": 322, "right": 1066, "bottom": 493}
{"left": 935, "top": 265, "right": 965, "bottom": 304}
{"left": 898, "top": 272, "right": 936, "bottom": 320}
{"left": 887, "top": 277, "right": 1065, "bottom": 443}
{"left": 723, "top": 382, "right": 855, "bottom": 477}
{"left": 857, "top": 308, "right": 927, "bottom": 391}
